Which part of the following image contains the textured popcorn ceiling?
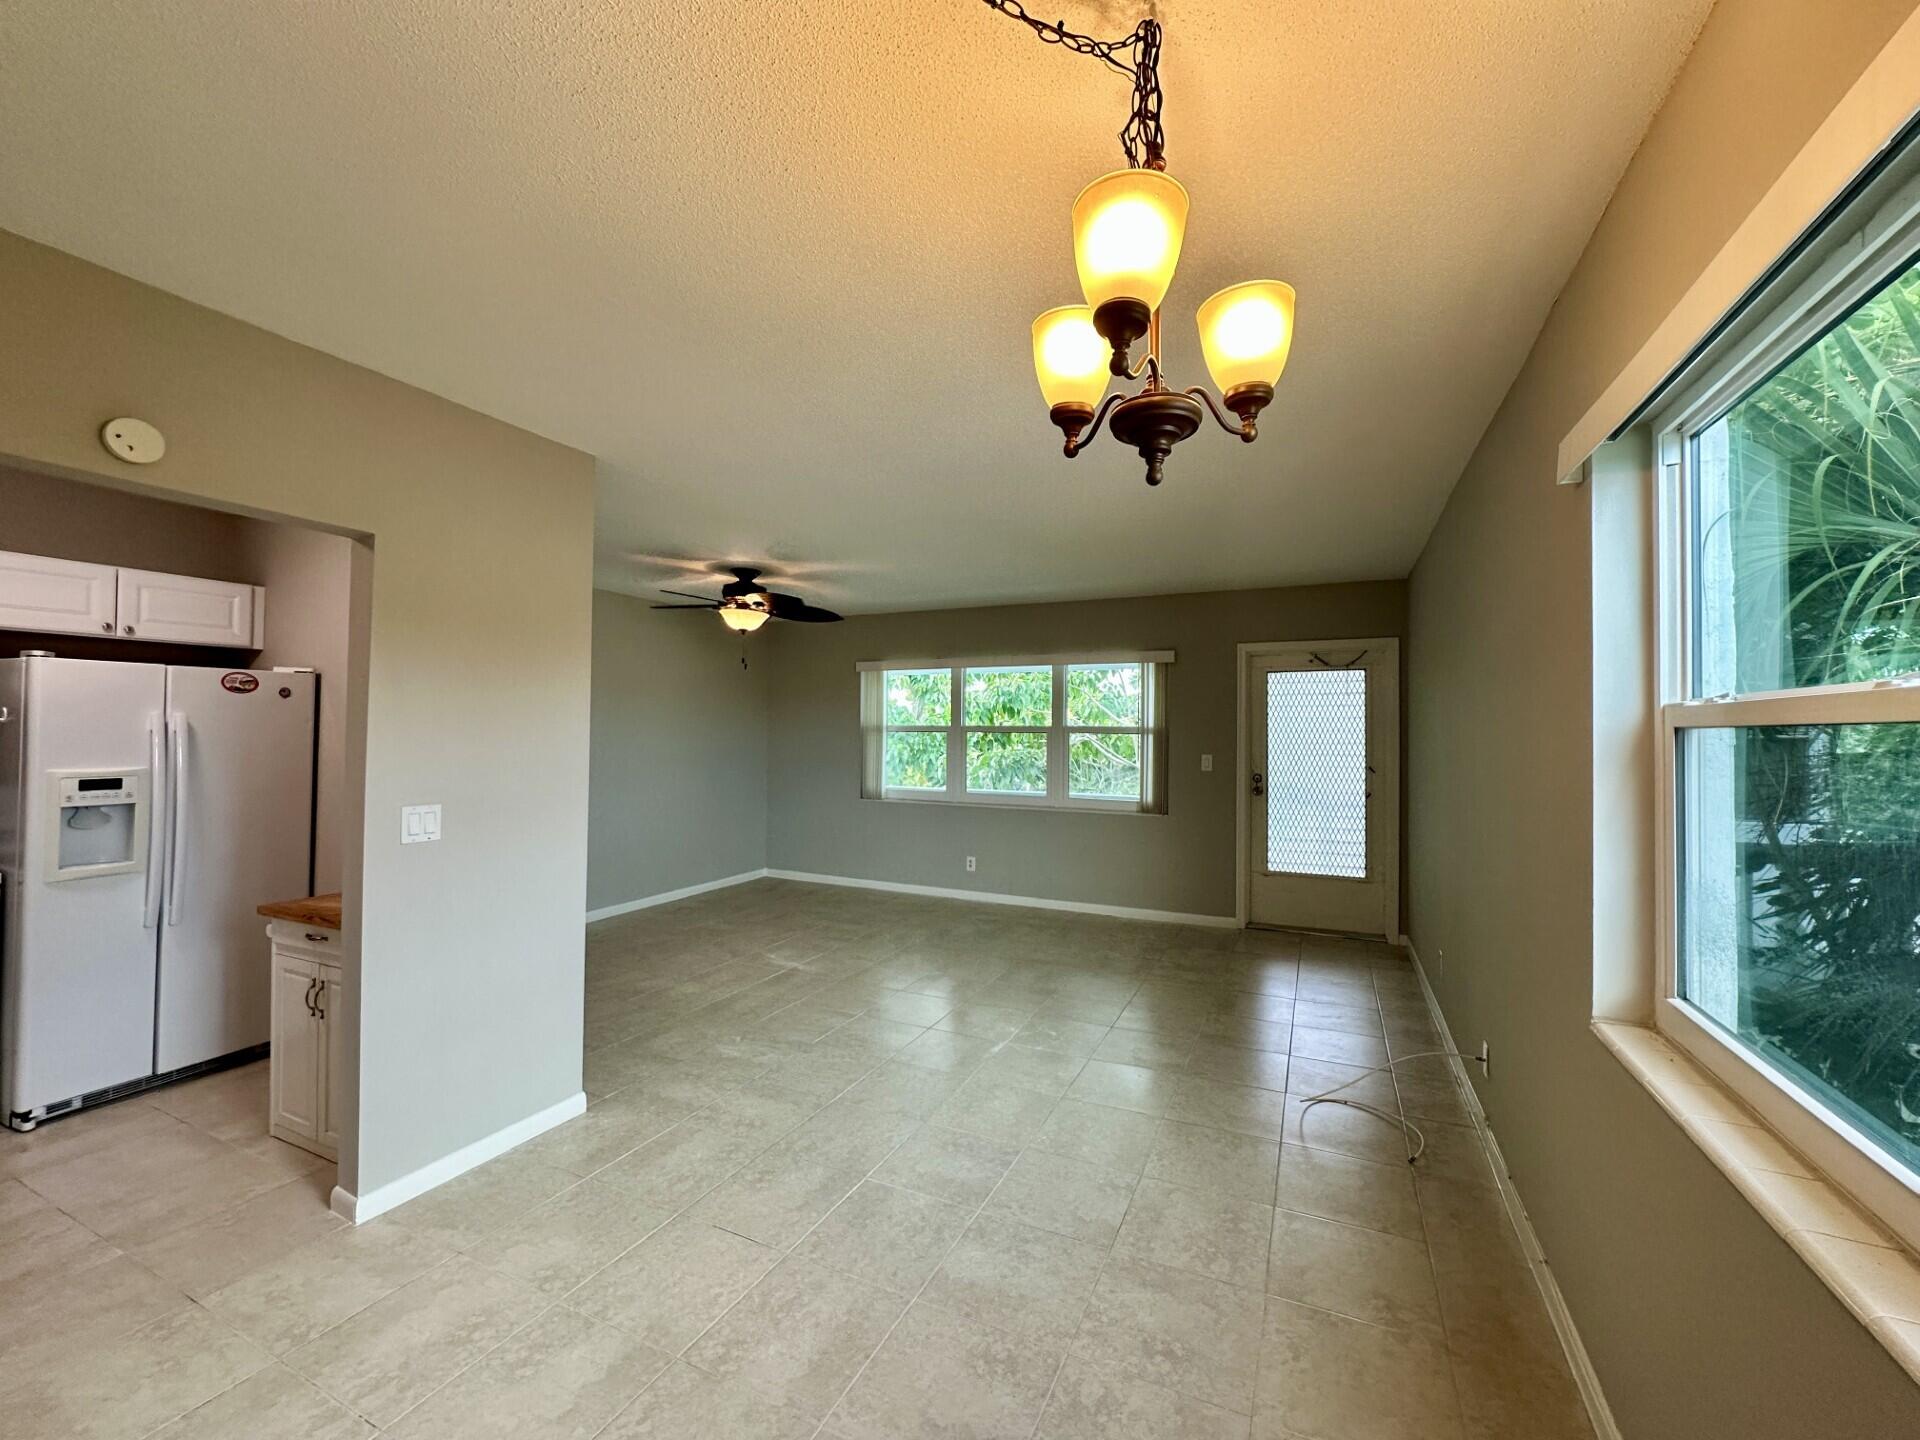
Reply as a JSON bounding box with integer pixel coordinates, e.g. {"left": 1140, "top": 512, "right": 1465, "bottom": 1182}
{"left": 0, "top": 1, "right": 1711, "bottom": 612}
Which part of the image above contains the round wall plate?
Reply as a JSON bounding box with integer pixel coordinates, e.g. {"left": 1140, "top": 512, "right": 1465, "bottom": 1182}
{"left": 101, "top": 417, "right": 166, "bottom": 464}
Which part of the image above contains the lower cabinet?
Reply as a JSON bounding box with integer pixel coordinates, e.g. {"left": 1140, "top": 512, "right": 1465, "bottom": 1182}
{"left": 267, "top": 921, "right": 344, "bottom": 1161}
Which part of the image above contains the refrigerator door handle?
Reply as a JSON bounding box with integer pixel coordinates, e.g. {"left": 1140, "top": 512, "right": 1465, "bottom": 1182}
{"left": 166, "top": 713, "right": 189, "bottom": 926}
{"left": 143, "top": 715, "right": 165, "bottom": 928}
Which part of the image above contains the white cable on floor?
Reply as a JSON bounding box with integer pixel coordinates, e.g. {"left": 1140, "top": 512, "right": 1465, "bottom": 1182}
{"left": 1296, "top": 1048, "right": 1483, "bottom": 1167}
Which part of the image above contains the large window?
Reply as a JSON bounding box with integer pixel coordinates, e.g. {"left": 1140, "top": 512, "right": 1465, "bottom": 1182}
{"left": 1657, "top": 236, "right": 1920, "bottom": 1236}
{"left": 860, "top": 654, "right": 1170, "bottom": 812}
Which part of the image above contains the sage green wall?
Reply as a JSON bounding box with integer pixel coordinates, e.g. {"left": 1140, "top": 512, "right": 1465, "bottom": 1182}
{"left": 765, "top": 581, "right": 1406, "bottom": 921}
{"left": 1407, "top": 0, "right": 1920, "bottom": 1433}
{"left": 0, "top": 229, "right": 596, "bottom": 1202}
{"left": 588, "top": 589, "right": 768, "bottom": 910}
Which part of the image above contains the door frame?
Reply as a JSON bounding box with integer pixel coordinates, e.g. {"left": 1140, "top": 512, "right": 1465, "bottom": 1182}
{"left": 1234, "top": 637, "right": 1401, "bottom": 937}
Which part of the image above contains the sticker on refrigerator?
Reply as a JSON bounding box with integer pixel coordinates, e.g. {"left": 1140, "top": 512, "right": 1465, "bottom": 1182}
{"left": 220, "top": 672, "right": 259, "bottom": 694}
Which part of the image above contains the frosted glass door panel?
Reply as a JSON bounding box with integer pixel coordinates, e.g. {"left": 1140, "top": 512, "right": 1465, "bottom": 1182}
{"left": 1264, "top": 670, "right": 1369, "bottom": 879}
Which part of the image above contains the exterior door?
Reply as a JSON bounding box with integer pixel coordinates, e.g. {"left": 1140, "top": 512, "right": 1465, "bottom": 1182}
{"left": 1246, "top": 642, "right": 1399, "bottom": 936}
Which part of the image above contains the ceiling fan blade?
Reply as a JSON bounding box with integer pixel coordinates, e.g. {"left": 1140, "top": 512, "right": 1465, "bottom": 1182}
{"left": 649, "top": 602, "right": 721, "bottom": 610}
{"left": 761, "top": 590, "right": 844, "bottom": 623}
{"left": 659, "top": 588, "right": 721, "bottom": 603}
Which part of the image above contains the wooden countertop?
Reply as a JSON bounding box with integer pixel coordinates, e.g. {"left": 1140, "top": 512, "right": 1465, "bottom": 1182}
{"left": 257, "top": 893, "right": 343, "bottom": 928}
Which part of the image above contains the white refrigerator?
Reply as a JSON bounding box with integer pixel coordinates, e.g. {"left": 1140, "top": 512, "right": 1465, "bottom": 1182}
{"left": 0, "top": 656, "right": 315, "bottom": 1128}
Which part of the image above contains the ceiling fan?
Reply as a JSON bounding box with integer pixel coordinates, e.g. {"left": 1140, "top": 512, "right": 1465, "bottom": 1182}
{"left": 650, "top": 566, "right": 844, "bottom": 633}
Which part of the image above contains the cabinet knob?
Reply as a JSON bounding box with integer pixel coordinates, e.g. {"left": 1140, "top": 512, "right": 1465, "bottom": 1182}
{"left": 101, "top": 621, "right": 113, "bottom": 633}
{"left": 123, "top": 625, "right": 136, "bottom": 636}
{"left": 304, "top": 931, "right": 330, "bottom": 943}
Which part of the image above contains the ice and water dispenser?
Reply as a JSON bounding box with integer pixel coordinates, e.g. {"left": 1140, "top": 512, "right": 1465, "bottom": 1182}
{"left": 47, "top": 769, "right": 150, "bottom": 881}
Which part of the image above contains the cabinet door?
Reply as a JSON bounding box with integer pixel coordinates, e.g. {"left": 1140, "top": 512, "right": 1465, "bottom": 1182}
{"left": 316, "top": 966, "right": 343, "bottom": 1154}
{"left": 270, "top": 951, "right": 321, "bottom": 1142}
{"left": 116, "top": 568, "right": 262, "bottom": 647}
{"left": 0, "top": 550, "right": 117, "bottom": 636}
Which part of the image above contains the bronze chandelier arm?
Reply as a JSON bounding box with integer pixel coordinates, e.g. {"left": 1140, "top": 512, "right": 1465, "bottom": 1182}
{"left": 1184, "top": 386, "right": 1254, "bottom": 440}
{"left": 1064, "top": 391, "right": 1129, "bottom": 457}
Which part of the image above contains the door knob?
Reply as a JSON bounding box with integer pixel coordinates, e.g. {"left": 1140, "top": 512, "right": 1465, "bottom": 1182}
{"left": 1251, "top": 771, "right": 1265, "bottom": 797}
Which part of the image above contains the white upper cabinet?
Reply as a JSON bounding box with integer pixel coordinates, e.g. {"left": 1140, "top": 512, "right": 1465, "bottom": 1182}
{"left": 114, "top": 568, "right": 264, "bottom": 648}
{"left": 0, "top": 551, "right": 118, "bottom": 637}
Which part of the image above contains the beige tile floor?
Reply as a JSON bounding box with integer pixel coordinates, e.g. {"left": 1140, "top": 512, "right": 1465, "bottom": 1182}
{"left": 0, "top": 879, "right": 1593, "bottom": 1438}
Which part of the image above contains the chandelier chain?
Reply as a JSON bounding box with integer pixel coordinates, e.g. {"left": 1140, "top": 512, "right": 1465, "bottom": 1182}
{"left": 980, "top": 3, "right": 1165, "bottom": 169}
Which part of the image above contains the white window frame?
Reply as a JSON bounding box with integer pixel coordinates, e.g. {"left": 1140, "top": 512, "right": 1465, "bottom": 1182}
{"left": 862, "top": 652, "right": 1171, "bottom": 814}
{"left": 1650, "top": 197, "right": 1920, "bottom": 1251}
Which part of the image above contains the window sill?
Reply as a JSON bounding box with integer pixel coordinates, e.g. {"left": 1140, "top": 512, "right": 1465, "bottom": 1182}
{"left": 1595, "top": 1020, "right": 1920, "bottom": 1385}
{"left": 862, "top": 794, "right": 1163, "bottom": 817}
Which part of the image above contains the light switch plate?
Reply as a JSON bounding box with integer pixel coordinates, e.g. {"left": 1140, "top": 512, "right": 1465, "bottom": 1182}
{"left": 1201, "top": 754, "right": 1213, "bottom": 772}
{"left": 401, "top": 803, "right": 442, "bottom": 844}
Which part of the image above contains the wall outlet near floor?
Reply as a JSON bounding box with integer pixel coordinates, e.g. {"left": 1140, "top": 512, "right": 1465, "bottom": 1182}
{"left": 1200, "top": 753, "right": 1213, "bottom": 772}
{"left": 965, "top": 855, "right": 977, "bottom": 873}
{"left": 401, "top": 803, "right": 442, "bottom": 844}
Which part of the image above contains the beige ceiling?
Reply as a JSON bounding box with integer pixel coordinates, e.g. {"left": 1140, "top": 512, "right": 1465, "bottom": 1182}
{"left": 0, "top": 1, "right": 1711, "bottom": 613}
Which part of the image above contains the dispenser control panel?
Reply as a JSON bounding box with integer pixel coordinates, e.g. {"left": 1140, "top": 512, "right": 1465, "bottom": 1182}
{"left": 46, "top": 767, "right": 150, "bottom": 882}
{"left": 57, "top": 775, "right": 139, "bottom": 807}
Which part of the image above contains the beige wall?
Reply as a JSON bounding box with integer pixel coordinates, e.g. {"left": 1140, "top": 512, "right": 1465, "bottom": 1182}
{"left": 0, "top": 230, "right": 596, "bottom": 1201}
{"left": 0, "top": 460, "right": 255, "bottom": 581}
{"left": 588, "top": 589, "right": 768, "bottom": 910}
{"left": 243, "top": 521, "right": 361, "bottom": 894}
{"left": 765, "top": 582, "right": 1406, "bottom": 921}
{"left": 1407, "top": 1, "right": 1920, "bottom": 1433}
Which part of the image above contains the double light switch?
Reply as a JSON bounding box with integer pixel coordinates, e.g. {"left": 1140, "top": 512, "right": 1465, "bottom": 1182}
{"left": 401, "top": 804, "right": 442, "bottom": 844}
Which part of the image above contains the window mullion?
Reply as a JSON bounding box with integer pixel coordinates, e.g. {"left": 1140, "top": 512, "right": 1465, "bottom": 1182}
{"left": 1049, "top": 664, "right": 1066, "bottom": 803}
{"left": 948, "top": 669, "right": 964, "bottom": 799}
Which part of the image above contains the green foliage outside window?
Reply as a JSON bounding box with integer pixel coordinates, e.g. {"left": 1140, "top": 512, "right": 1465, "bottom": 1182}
{"left": 884, "top": 730, "right": 945, "bottom": 790}
{"left": 885, "top": 668, "right": 950, "bottom": 726}
{"left": 1694, "top": 251, "right": 1920, "bottom": 1171}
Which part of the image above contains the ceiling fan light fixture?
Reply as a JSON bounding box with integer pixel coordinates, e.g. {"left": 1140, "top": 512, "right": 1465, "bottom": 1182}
{"left": 719, "top": 602, "right": 771, "bottom": 633}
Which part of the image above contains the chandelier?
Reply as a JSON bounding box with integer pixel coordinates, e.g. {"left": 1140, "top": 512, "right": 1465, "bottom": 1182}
{"left": 988, "top": 3, "right": 1296, "bottom": 486}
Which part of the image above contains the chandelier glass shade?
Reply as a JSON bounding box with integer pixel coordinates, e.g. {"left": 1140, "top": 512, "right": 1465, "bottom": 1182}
{"left": 1197, "top": 280, "right": 1297, "bottom": 396}
{"left": 1031, "top": 306, "right": 1111, "bottom": 411}
{"left": 1072, "top": 169, "right": 1189, "bottom": 318}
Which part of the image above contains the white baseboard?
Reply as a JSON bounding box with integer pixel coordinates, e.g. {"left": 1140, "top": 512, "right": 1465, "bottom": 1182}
{"left": 1403, "top": 939, "right": 1622, "bottom": 1440}
{"left": 763, "top": 867, "right": 1239, "bottom": 929}
{"left": 330, "top": 1090, "right": 587, "bottom": 1225}
{"left": 586, "top": 868, "right": 769, "bottom": 922}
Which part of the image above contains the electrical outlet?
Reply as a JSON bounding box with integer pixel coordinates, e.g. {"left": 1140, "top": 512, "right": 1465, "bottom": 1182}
{"left": 1200, "top": 754, "right": 1213, "bottom": 772}
{"left": 965, "top": 855, "right": 977, "bottom": 873}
